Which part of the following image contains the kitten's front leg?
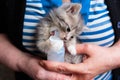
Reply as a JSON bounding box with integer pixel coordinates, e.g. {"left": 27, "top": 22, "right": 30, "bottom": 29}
{"left": 67, "top": 45, "right": 76, "bottom": 55}
{"left": 37, "top": 40, "right": 51, "bottom": 53}
{"left": 66, "top": 38, "right": 76, "bottom": 55}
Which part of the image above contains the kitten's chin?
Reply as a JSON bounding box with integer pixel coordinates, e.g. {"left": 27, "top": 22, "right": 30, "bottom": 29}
{"left": 64, "top": 40, "right": 67, "bottom": 43}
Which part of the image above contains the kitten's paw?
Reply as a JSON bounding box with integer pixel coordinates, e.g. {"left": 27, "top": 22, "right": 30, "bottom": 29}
{"left": 67, "top": 45, "right": 76, "bottom": 55}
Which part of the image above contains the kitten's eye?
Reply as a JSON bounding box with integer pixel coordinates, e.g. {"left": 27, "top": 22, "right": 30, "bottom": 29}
{"left": 71, "top": 36, "right": 74, "bottom": 38}
{"left": 67, "top": 28, "right": 71, "bottom": 32}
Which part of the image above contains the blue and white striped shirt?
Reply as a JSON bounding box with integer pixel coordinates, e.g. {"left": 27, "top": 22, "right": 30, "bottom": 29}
{"left": 79, "top": 0, "right": 115, "bottom": 47}
{"left": 23, "top": 0, "right": 45, "bottom": 52}
{"left": 22, "top": 0, "right": 114, "bottom": 80}
{"left": 79, "top": 0, "right": 114, "bottom": 79}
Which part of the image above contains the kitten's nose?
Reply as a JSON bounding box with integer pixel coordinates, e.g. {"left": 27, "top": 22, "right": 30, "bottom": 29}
{"left": 64, "top": 37, "right": 67, "bottom": 40}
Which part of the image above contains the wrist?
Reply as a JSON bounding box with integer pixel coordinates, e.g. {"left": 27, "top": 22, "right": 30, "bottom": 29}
{"left": 17, "top": 52, "right": 33, "bottom": 72}
{"left": 16, "top": 53, "right": 43, "bottom": 79}
{"left": 109, "top": 45, "right": 120, "bottom": 69}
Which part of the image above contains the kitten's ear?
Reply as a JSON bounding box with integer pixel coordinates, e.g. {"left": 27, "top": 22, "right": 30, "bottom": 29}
{"left": 61, "top": 3, "right": 82, "bottom": 15}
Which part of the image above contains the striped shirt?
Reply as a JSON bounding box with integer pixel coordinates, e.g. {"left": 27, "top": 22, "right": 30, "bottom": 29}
{"left": 23, "top": 0, "right": 114, "bottom": 80}
{"left": 79, "top": 0, "right": 115, "bottom": 47}
{"left": 79, "top": 0, "right": 114, "bottom": 79}
{"left": 23, "top": 0, "right": 45, "bottom": 52}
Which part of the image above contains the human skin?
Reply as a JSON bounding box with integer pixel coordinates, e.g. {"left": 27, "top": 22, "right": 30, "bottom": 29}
{"left": 0, "top": 34, "right": 71, "bottom": 80}
{"left": 39, "top": 40, "right": 120, "bottom": 80}
{"left": 62, "top": 0, "right": 70, "bottom": 2}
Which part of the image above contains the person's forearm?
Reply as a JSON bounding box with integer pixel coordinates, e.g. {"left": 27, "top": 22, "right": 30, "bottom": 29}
{"left": 111, "top": 39, "right": 120, "bottom": 68}
{"left": 0, "top": 34, "right": 31, "bottom": 71}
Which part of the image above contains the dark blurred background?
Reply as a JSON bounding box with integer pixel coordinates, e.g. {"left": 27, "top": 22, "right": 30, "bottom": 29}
{"left": 0, "top": 64, "right": 15, "bottom": 80}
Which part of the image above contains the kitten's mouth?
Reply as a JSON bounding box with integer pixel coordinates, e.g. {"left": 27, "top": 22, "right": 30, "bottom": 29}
{"left": 64, "top": 40, "right": 67, "bottom": 43}
{"left": 50, "top": 31, "right": 55, "bottom": 36}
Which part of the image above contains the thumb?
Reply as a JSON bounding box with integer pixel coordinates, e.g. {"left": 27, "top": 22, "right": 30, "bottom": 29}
{"left": 76, "top": 43, "right": 100, "bottom": 56}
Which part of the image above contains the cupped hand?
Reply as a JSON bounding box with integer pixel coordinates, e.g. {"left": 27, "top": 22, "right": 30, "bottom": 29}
{"left": 39, "top": 40, "right": 120, "bottom": 80}
{"left": 17, "top": 53, "right": 71, "bottom": 80}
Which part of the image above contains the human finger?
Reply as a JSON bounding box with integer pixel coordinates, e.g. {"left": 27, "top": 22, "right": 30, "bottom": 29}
{"left": 39, "top": 60, "right": 88, "bottom": 74}
{"left": 76, "top": 43, "right": 107, "bottom": 56}
{"left": 76, "top": 43, "right": 95, "bottom": 55}
{"left": 36, "top": 70, "right": 71, "bottom": 80}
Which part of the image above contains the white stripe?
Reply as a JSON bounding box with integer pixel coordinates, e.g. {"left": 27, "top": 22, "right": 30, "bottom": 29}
{"left": 81, "top": 37, "right": 114, "bottom": 47}
{"left": 96, "top": 72, "right": 108, "bottom": 80}
{"left": 24, "top": 22, "right": 38, "bottom": 26}
{"left": 91, "top": 0, "right": 104, "bottom": 5}
{"left": 23, "top": 25, "right": 36, "bottom": 29}
{"left": 88, "top": 11, "right": 108, "bottom": 19}
{"left": 26, "top": 7, "right": 46, "bottom": 14}
{"left": 27, "top": 3, "right": 42, "bottom": 7}
{"left": 79, "top": 29, "right": 114, "bottom": 39}
{"left": 83, "top": 23, "right": 112, "bottom": 32}
{"left": 23, "top": 42, "right": 36, "bottom": 46}
{"left": 25, "top": 15, "right": 43, "bottom": 20}
{"left": 23, "top": 29, "right": 37, "bottom": 33}
{"left": 90, "top": 6, "right": 107, "bottom": 12}
{"left": 23, "top": 36, "right": 36, "bottom": 40}
{"left": 87, "top": 16, "right": 110, "bottom": 26}
{"left": 79, "top": 36, "right": 114, "bottom": 47}
{"left": 25, "top": 47, "right": 37, "bottom": 51}
{"left": 103, "top": 71, "right": 111, "bottom": 80}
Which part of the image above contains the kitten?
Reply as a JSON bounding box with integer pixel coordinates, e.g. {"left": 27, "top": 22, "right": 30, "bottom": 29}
{"left": 36, "top": 3, "right": 85, "bottom": 64}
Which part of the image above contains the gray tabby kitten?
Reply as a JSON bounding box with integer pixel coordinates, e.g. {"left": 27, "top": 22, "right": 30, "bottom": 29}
{"left": 36, "top": 3, "right": 85, "bottom": 64}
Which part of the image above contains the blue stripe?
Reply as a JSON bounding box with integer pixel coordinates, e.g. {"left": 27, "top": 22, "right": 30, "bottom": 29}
{"left": 23, "top": 32, "right": 36, "bottom": 36}
{"left": 33, "top": 50, "right": 40, "bottom": 53}
{"left": 95, "top": 71, "right": 111, "bottom": 80}
{"left": 23, "top": 39, "right": 36, "bottom": 43}
{"left": 90, "top": 3, "right": 105, "bottom": 8}
{"left": 100, "top": 39, "right": 114, "bottom": 46}
{"left": 24, "top": 19, "right": 40, "bottom": 23}
{"left": 80, "top": 33, "right": 114, "bottom": 42}
{"left": 23, "top": 26, "right": 36, "bottom": 29}
{"left": 89, "top": 9, "right": 107, "bottom": 15}
{"left": 105, "top": 74, "right": 112, "bottom": 80}
{"left": 87, "top": 19, "right": 111, "bottom": 28}
{"left": 81, "top": 26, "right": 112, "bottom": 35}
{"left": 24, "top": 45, "right": 36, "bottom": 48}
{"left": 102, "top": 71, "right": 112, "bottom": 80}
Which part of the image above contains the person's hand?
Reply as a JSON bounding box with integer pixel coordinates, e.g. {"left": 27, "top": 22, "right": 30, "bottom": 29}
{"left": 0, "top": 34, "right": 71, "bottom": 80}
{"left": 17, "top": 53, "right": 71, "bottom": 80}
{"left": 39, "top": 40, "right": 120, "bottom": 80}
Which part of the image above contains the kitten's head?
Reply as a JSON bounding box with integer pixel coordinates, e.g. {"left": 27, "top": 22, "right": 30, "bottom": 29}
{"left": 49, "top": 3, "right": 84, "bottom": 41}
{"left": 38, "top": 3, "right": 84, "bottom": 42}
